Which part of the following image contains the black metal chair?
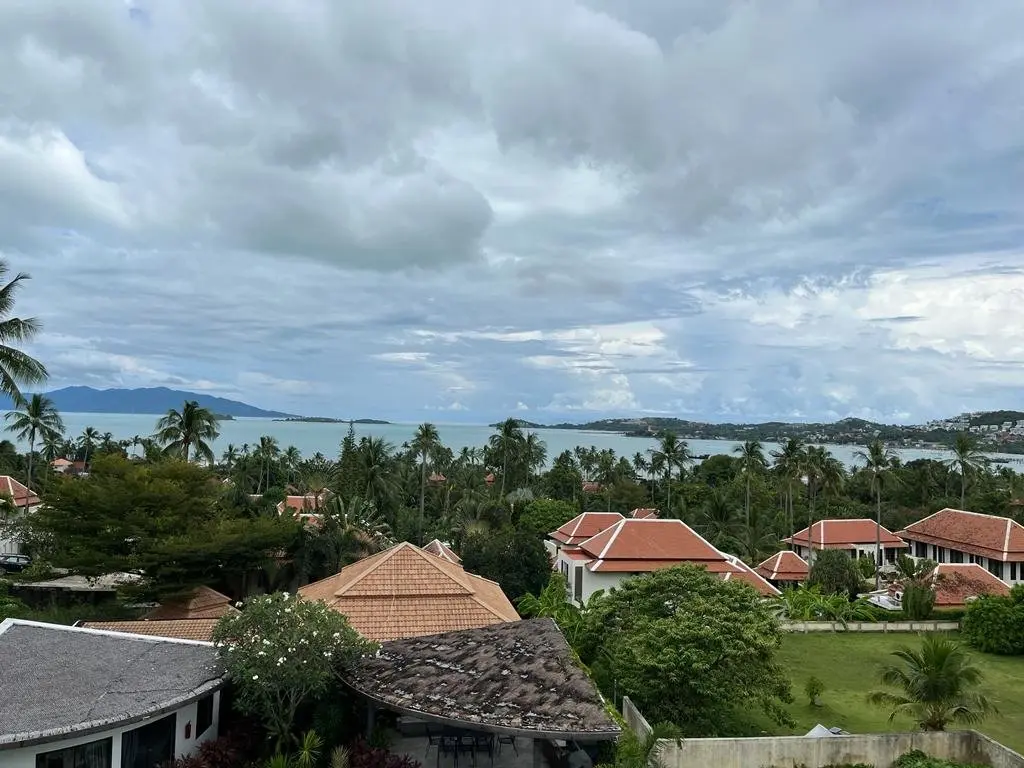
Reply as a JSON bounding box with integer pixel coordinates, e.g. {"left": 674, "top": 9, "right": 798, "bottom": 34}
{"left": 437, "top": 735, "right": 461, "bottom": 768}
{"left": 473, "top": 734, "right": 494, "bottom": 767}
{"left": 425, "top": 725, "right": 441, "bottom": 758}
{"left": 496, "top": 735, "right": 517, "bottom": 757}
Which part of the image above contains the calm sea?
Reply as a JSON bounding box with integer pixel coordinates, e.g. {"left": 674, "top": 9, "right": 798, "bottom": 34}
{"left": 23, "top": 413, "right": 1023, "bottom": 470}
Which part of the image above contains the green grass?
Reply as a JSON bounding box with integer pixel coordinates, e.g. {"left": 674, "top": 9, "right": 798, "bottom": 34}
{"left": 769, "top": 633, "right": 1024, "bottom": 754}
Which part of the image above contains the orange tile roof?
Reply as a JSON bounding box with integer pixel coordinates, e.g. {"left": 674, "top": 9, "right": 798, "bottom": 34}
{"left": 423, "top": 539, "right": 461, "bottom": 564}
{"left": 298, "top": 542, "right": 519, "bottom": 641}
{"left": 580, "top": 519, "right": 725, "bottom": 567}
{"left": 924, "top": 563, "right": 1010, "bottom": 608}
{"left": 630, "top": 508, "right": 659, "bottom": 519}
{"left": 277, "top": 494, "right": 327, "bottom": 516}
{"left": 756, "top": 551, "right": 809, "bottom": 582}
{"left": 146, "top": 586, "right": 238, "bottom": 620}
{"left": 784, "top": 519, "right": 907, "bottom": 549}
{"left": 897, "top": 508, "right": 1024, "bottom": 562}
{"left": 80, "top": 619, "right": 219, "bottom": 642}
{"left": 550, "top": 512, "right": 625, "bottom": 546}
{"left": 721, "top": 554, "right": 781, "bottom": 597}
{"left": 561, "top": 548, "right": 594, "bottom": 562}
{"left": 0, "top": 476, "right": 40, "bottom": 507}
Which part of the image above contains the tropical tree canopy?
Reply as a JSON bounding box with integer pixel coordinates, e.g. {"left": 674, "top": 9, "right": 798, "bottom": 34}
{"left": 0, "top": 262, "right": 48, "bottom": 402}
{"left": 154, "top": 400, "right": 221, "bottom": 463}
{"left": 867, "top": 634, "right": 997, "bottom": 731}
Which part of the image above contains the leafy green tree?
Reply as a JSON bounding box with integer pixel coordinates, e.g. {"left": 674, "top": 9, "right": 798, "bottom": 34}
{"left": 460, "top": 528, "right": 551, "bottom": 603}
{"left": 962, "top": 586, "right": 1024, "bottom": 655}
{"left": 807, "top": 549, "right": 862, "bottom": 599}
{"left": 411, "top": 422, "right": 441, "bottom": 545}
{"left": 867, "top": 634, "right": 997, "bottom": 731}
{"left": 26, "top": 454, "right": 298, "bottom": 600}
{"left": 582, "top": 565, "right": 794, "bottom": 736}
{"left": 337, "top": 422, "right": 361, "bottom": 500}
{"left": 78, "top": 426, "right": 100, "bottom": 466}
{"left": 0, "top": 262, "right": 48, "bottom": 402}
{"left": 946, "top": 433, "right": 987, "bottom": 509}
{"left": 518, "top": 498, "right": 578, "bottom": 536}
{"left": 213, "top": 592, "right": 375, "bottom": 746}
{"left": 542, "top": 451, "right": 583, "bottom": 502}
{"left": 517, "top": 572, "right": 585, "bottom": 645}
{"left": 154, "top": 400, "right": 221, "bottom": 463}
{"left": 4, "top": 393, "right": 63, "bottom": 500}
{"left": 901, "top": 582, "right": 935, "bottom": 620}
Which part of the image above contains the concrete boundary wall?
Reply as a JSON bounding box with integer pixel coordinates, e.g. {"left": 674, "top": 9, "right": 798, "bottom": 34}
{"left": 781, "top": 620, "right": 960, "bottom": 633}
{"left": 621, "top": 696, "right": 652, "bottom": 740}
{"left": 657, "top": 729, "right": 1024, "bottom": 768}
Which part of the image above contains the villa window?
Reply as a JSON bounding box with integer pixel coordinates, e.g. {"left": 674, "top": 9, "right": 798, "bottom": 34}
{"left": 950, "top": 550, "right": 963, "bottom": 564}
{"left": 988, "top": 560, "right": 1003, "bottom": 579}
{"left": 574, "top": 566, "right": 583, "bottom": 603}
{"left": 197, "top": 694, "right": 215, "bottom": 738}
{"left": 915, "top": 541, "right": 927, "bottom": 558}
{"left": 121, "top": 714, "right": 176, "bottom": 768}
{"left": 1012, "top": 562, "right": 1019, "bottom": 581}
{"left": 36, "top": 737, "right": 112, "bottom": 768}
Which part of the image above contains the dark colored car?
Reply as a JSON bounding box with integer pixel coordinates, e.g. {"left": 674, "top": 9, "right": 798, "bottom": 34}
{"left": 0, "top": 553, "right": 31, "bottom": 573}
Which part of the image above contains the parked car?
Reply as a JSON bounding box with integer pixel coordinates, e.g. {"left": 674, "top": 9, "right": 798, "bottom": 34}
{"left": 0, "top": 553, "right": 31, "bottom": 574}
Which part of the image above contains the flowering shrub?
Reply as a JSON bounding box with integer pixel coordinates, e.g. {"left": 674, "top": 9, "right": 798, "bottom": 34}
{"left": 348, "top": 739, "right": 422, "bottom": 768}
{"left": 212, "top": 592, "right": 376, "bottom": 744}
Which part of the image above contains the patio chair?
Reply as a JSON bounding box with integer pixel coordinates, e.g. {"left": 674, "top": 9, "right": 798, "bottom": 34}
{"left": 425, "top": 725, "right": 441, "bottom": 758}
{"left": 473, "top": 734, "right": 494, "bottom": 767}
{"left": 438, "top": 735, "right": 461, "bottom": 768}
{"left": 496, "top": 735, "right": 517, "bottom": 757}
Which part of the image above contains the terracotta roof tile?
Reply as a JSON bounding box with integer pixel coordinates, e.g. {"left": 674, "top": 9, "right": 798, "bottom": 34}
{"left": 562, "top": 548, "right": 593, "bottom": 562}
{"left": 0, "top": 476, "right": 40, "bottom": 507}
{"left": 298, "top": 542, "right": 519, "bottom": 641}
{"left": 629, "top": 508, "right": 659, "bottom": 519}
{"left": 756, "top": 551, "right": 809, "bottom": 582}
{"left": 423, "top": 539, "right": 461, "bottom": 564}
{"left": 580, "top": 518, "right": 724, "bottom": 563}
{"left": 897, "top": 508, "right": 1024, "bottom": 562}
{"left": 80, "top": 619, "right": 220, "bottom": 642}
{"left": 721, "top": 553, "right": 781, "bottom": 597}
{"left": 784, "top": 519, "right": 907, "bottom": 549}
{"left": 924, "top": 563, "right": 1011, "bottom": 608}
{"left": 146, "top": 586, "right": 238, "bottom": 620}
{"left": 549, "top": 512, "right": 624, "bottom": 546}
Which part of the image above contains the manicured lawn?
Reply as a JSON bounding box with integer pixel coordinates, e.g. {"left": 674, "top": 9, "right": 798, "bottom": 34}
{"left": 768, "top": 633, "right": 1024, "bottom": 754}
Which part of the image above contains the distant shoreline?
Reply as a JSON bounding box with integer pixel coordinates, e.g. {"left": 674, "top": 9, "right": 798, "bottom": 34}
{"left": 272, "top": 417, "right": 391, "bottom": 425}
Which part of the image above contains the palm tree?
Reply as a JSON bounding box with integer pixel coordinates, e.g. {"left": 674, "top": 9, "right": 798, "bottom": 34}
{"left": 411, "top": 422, "right": 441, "bottom": 545}
{"left": 771, "top": 438, "right": 805, "bottom": 542}
{"left": 153, "top": 400, "right": 220, "bottom": 463}
{"left": 522, "top": 431, "right": 548, "bottom": 478}
{"left": 946, "top": 433, "right": 987, "bottom": 509}
{"left": 696, "top": 489, "right": 740, "bottom": 550}
{"left": 868, "top": 635, "right": 997, "bottom": 731}
{"left": 221, "top": 443, "right": 239, "bottom": 470}
{"left": 41, "top": 432, "right": 64, "bottom": 464}
{"left": 649, "top": 431, "right": 691, "bottom": 514}
{"left": 0, "top": 263, "right": 48, "bottom": 402}
{"left": 254, "top": 435, "right": 281, "bottom": 492}
{"left": 78, "top": 426, "right": 100, "bottom": 466}
{"left": 734, "top": 440, "right": 767, "bottom": 527}
{"left": 4, "top": 394, "right": 63, "bottom": 506}
{"left": 801, "top": 446, "right": 837, "bottom": 565}
{"left": 282, "top": 445, "right": 302, "bottom": 484}
{"left": 357, "top": 437, "right": 396, "bottom": 522}
{"left": 856, "top": 439, "right": 900, "bottom": 588}
{"left": 489, "top": 418, "right": 524, "bottom": 498}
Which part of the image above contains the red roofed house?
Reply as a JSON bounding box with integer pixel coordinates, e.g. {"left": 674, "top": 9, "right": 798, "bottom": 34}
{"left": 630, "top": 508, "right": 659, "bottom": 519}
{"left": 50, "top": 458, "right": 73, "bottom": 473}
{"left": 0, "top": 476, "right": 42, "bottom": 555}
{"left": 423, "top": 538, "right": 461, "bottom": 564}
{"left": 784, "top": 519, "right": 907, "bottom": 565}
{"left": 923, "top": 563, "right": 1010, "bottom": 609}
{"left": 546, "top": 511, "right": 624, "bottom": 560}
{"left": 554, "top": 518, "right": 779, "bottom": 604}
{"left": 756, "top": 550, "right": 810, "bottom": 587}
{"left": 276, "top": 493, "right": 329, "bottom": 521}
{"left": 897, "top": 508, "right": 1024, "bottom": 585}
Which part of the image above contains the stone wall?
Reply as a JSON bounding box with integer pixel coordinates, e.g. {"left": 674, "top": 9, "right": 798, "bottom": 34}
{"left": 657, "top": 730, "right": 1024, "bottom": 768}
{"left": 781, "top": 620, "right": 960, "bottom": 632}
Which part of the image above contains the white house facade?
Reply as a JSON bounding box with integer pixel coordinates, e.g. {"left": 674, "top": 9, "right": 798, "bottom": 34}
{"left": 897, "top": 508, "right": 1024, "bottom": 585}
{"left": 0, "top": 620, "right": 226, "bottom": 768}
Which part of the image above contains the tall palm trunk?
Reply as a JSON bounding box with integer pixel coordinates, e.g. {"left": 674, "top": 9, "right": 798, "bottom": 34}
{"left": 25, "top": 430, "right": 34, "bottom": 513}
{"left": 875, "top": 481, "right": 882, "bottom": 590}
{"left": 960, "top": 472, "right": 966, "bottom": 509}
{"left": 500, "top": 451, "right": 508, "bottom": 499}
{"left": 419, "top": 451, "right": 427, "bottom": 546}
{"left": 744, "top": 474, "right": 751, "bottom": 528}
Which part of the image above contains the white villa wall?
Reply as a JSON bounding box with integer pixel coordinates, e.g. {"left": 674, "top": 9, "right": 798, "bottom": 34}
{"left": 904, "top": 538, "right": 1024, "bottom": 585}
{"left": 0, "top": 692, "right": 221, "bottom": 768}
{"left": 554, "top": 549, "right": 631, "bottom": 605}
{"left": 793, "top": 543, "right": 899, "bottom": 564}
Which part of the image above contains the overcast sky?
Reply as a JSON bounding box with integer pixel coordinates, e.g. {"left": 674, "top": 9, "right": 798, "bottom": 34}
{"left": 4, "top": 1, "right": 1024, "bottom": 424}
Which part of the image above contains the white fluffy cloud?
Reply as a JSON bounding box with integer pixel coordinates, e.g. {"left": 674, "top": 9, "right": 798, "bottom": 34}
{"left": 3, "top": 0, "right": 1024, "bottom": 422}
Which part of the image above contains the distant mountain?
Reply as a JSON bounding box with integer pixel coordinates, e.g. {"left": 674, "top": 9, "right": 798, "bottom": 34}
{"left": 0, "top": 386, "right": 296, "bottom": 418}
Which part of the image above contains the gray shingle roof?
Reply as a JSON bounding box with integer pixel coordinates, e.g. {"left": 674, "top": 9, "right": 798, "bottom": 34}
{"left": 0, "top": 619, "right": 225, "bottom": 747}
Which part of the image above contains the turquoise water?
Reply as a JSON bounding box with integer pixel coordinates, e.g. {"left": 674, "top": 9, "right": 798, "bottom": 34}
{"left": 28, "top": 413, "right": 1023, "bottom": 470}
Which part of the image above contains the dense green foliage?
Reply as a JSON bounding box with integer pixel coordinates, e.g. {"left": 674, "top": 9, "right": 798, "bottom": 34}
{"left": 894, "top": 751, "right": 988, "bottom": 768}
{"left": 26, "top": 454, "right": 299, "bottom": 600}
{"left": 902, "top": 582, "right": 937, "bottom": 620}
{"left": 961, "top": 586, "right": 1024, "bottom": 655}
{"left": 808, "top": 549, "right": 863, "bottom": 598}
{"left": 517, "top": 498, "right": 578, "bottom": 536}
{"left": 460, "top": 528, "right": 551, "bottom": 603}
{"left": 579, "top": 565, "right": 793, "bottom": 736}
{"left": 868, "top": 634, "right": 996, "bottom": 731}
{"left": 213, "top": 592, "right": 375, "bottom": 745}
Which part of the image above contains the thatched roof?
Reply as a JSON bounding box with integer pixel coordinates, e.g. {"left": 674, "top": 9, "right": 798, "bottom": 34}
{"left": 346, "top": 618, "right": 620, "bottom": 740}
